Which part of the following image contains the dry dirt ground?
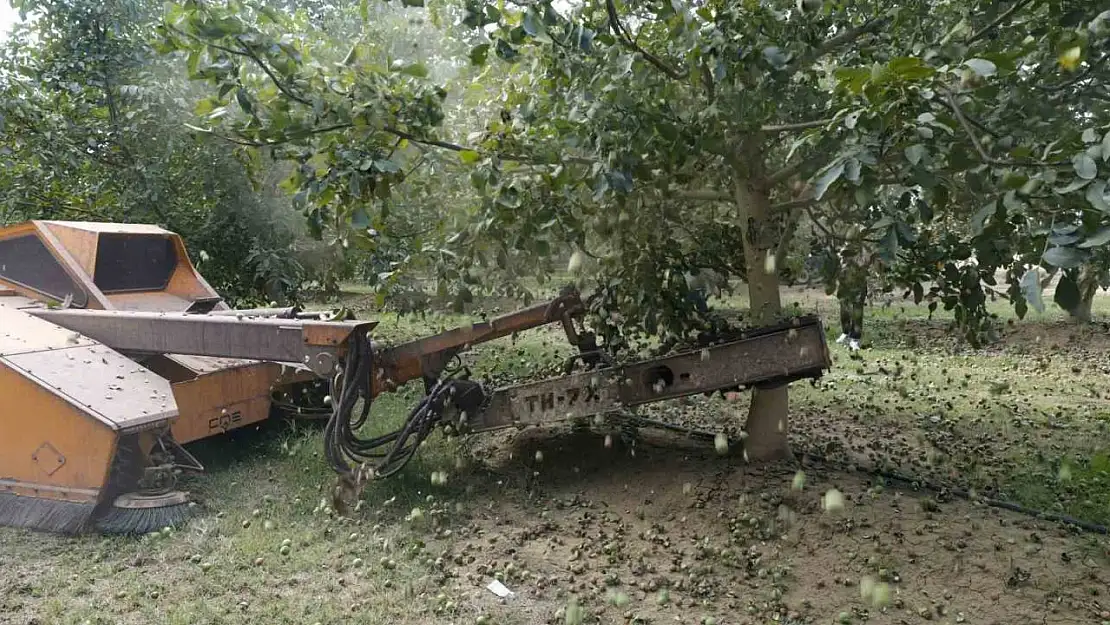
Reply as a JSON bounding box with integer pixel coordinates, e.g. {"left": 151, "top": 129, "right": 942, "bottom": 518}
{"left": 453, "top": 428, "right": 1109, "bottom": 625}
{"left": 1, "top": 288, "right": 1108, "bottom": 625}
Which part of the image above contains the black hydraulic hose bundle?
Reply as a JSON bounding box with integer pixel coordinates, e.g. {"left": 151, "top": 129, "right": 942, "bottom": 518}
{"left": 323, "top": 326, "right": 373, "bottom": 477}
{"left": 323, "top": 328, "right": 462, "bottom": 480}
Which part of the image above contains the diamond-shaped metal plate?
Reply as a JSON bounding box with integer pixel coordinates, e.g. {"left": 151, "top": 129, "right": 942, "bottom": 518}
{"left": 31, "top": 442, "right": 66, "bottom": 476}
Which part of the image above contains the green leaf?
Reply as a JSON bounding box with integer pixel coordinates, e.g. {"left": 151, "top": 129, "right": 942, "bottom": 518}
{"left": 1053, "top": 274, "right": 1081, "bottom": 311}
{"left": 399, "top": 63, "right": 429, "bottom": 78}
{"left": 844, "top": 158, "right": 861, "bottom": 183}
{"left": 834, "top": 67, "right": 870, "bottom": 94}
{"left": 360, "top": 0, "right": 369, "bottom": 23}
{"left": 1078, "top": 226, "right": 1110, "bottom": 249}
{"left": 1082, "top": 128, "right": 1099, "bottom": 143}
{"left": 1073, "top": 153, "right": 1098, "bottom": 179}
{"left": 351, "top": 207, "right": 371, "bottom": 228}
{"left": 402, "top": 0, "right": 425, "bottom": 6}
{"left": 762, "top": 46, "right": 789, "bottom": 70}
{"left": 373, "top": 160, "right": 401, "bottom": 173}
{"left": 964, "top": 58, "right": 997, "bottom": 77}
{"left": 522, "top": 10, "right": 542, "bottom": 36}
{"left": 905, "top": 144, "right": 926, "bottom": 166}
{"left": 576, "top": 26, "right": 595, "bottom": 52}
{"left": 1085, "top": 180, "right": 1109, "bottom": 212}
{"left": 193, "top": 97, "right": 218, "bottom": 116}
{"left": 812, "top": 161, "right": 845, "bottom": 200}
{"left": 1054, "top": 178, "right": 1091, "bottom": 194}
{"left": 459, "top": 150, "right": 481, "bottom": 164}
{"left": 469, "top": 44, "right": 491, "bottom": 66}
{"left": 495, "top": 39, "right": 518, "bottom": 62}
{"left": 969, "top": 202, "right": 995, "bottom": 236}
{"left": 1042, "top": 246, "right": 1085, "bottom": 269}
{"left": 186, "top": 49, "right": 201, "bottom": 76}
{"left": 1048, "top": 232, "right": 1080, "bottom": 246}
{"left": 1102, "top": 131, "right": 1110, "bottom": 161}
{"left": 1020, "top": 268, "right": 1045, "bottom": 314}
{"left": 617, "top": 53, "right": 635, "bottom": 75}
{"left": 235, "top": 89, "right": 253, "bottom": 115}
{"left": 888, "top": 57, "right": 935, "bottom": 79}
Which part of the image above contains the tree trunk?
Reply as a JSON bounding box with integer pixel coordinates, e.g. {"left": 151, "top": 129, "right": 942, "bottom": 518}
{"left": 1070, "top": 291, "right": 1095, "bottom": 322}
{"left": 1068, "top": 267, "right": 1100, "bottom": 322}
{"left": 734, "top": 175, "right": 791, "bottom": 462}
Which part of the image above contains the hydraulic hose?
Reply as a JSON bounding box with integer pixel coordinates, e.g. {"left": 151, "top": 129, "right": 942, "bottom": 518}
{"left": 323, "top": 327, "right": 462, "bottom": 479}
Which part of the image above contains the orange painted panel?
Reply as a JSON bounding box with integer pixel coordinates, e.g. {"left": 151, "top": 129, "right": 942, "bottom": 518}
{"left": 164, "top": 236, "right": 220, "bottom": 301}
{"left": 42, "top": 222, "right": 98, "bottom": 277}
{"left": 170, "top": 361, "right": 281, "bottom": 444}
{"left": 0, "top": 362, "right": 116, "bottom": 502}
{"left": 0, "top": 222, "right": 36, "bottom": 240}
{"left": 32, "top": 221, "right": 109, "bottom": 309}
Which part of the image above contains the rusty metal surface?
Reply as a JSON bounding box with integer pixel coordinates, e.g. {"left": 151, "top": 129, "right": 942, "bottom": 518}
{"left": 26, "top": 308, "right": 375, "bottom": 377}
{"left": 469, "top": 318, "right": 830, "bottom": 431}
{"left": 372, "top": 290, "right": 585, "bottom": 394}
{"left": 0, "top": 478, "right": 101, "bottom": 503}
{"left": 3, "top": 343, "right": 178, "bottom": 430}
{"left": 0, "top": 297, "right": 97, "bottom": 356}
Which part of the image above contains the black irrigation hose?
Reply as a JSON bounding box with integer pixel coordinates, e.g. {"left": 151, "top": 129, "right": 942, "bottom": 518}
{"left": 799, "top": 450, "right": 1109, "bottom": 535}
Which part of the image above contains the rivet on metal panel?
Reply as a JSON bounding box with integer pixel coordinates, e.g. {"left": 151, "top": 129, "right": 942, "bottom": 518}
{"left": 32, "top": 442, "right": 66, "bottom": 476}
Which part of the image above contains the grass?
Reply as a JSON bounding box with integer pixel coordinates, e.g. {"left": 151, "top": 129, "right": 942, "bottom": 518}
{"left": 1, "top": 283, "right": 1109, "bottom": 625}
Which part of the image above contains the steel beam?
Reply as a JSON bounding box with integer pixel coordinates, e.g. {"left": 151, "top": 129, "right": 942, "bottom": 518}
{"left": 26, "top": 308, "right": 375, "bottom": 377}
{"left": 468, "top": 316, "right": 830, "bottom": 431}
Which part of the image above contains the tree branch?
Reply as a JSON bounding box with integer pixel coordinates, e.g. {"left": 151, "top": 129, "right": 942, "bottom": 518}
{"left": 191, "top": 122, "right": 594, "bottom": 166}
{"left": 1036, "top": 52, "right": 1109, "bottom": 93}
{"left": 805, "top": 204, "right": 837, "bottom": 240}
{"left": 946, "top": 92, "right": 1069, "bottom": 168}
{"left": 760, "top": 118, "right": 835, "bottom": 133}
{"left": 774, "top": 198, "right": 811, "bottom": 262}
{"left": 605, "top": 0, "right": 687, "bottom": 80}
{"left": 771, "top": 197, "right": 817, "bottom": 212}
{"left": 937, "top": 98, "right": 1000, "bottom": 138}
{"left": 678, "top": 189, "right": 733, "bottom": 202}
{"left": 766, "top": 153, "right": 829, "bottom": 187}
{"left": 787, "top": 18, "right": 887, "bottom": 73}
{"left": 398, "top": 153, "right": 428, "bottom": 184}
{"left": 190, "top": 123, "right": 354, "bottom": 147}
{"left": 166, "top": 24, "right": 251, "bottom": 58}
{"left": 968, "top": 0, "right": 1036, "bottom": 44}
{"left": 699, "top": 61, "right": 715, "bottom": 103}
{"left": 233, "top": 35, "right": 313, "bottom": 106}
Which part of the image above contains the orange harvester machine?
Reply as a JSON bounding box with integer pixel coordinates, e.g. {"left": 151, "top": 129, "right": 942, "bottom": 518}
{"left": 0, "top": 220, "right": 833, "bottom": 536}
{"left": 0, "top": 220, "right": 610, "bottom": 534}
{"left": 0, "top": 220, "right": 352, "bottom": 533}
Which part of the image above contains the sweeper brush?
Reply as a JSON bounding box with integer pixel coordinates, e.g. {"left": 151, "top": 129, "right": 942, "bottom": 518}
{"left": 0, "top": 220, "right": 833, "bottom": 536}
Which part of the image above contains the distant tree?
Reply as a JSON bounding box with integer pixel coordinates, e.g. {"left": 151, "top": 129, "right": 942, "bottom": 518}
{"left": 0, "top": 0, "right": 306, "bottom": 304}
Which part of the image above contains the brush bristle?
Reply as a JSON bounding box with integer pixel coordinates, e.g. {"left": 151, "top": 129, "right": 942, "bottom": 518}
{"left": 94, "top": 502, "right": 197, "bottom": 535}
{"left": 0, "top": 492, "right": 97, "bottom": 534}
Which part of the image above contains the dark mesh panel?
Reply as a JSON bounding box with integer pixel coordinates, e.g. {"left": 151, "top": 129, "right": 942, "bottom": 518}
{"left": 93, "top": 234, "right": 178, "bottom": 293}
{"left": 0, "top": 234, "right": 88, "bottom": 307}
